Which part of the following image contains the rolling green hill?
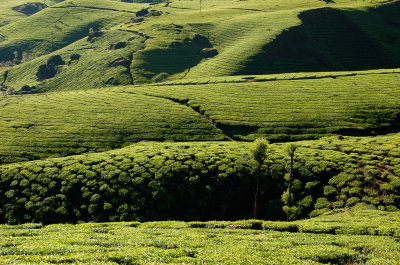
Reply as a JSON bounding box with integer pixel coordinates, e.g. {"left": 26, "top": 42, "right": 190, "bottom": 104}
{"left": 0, "top": 0, "right": 60, "bottom": 27}
{"left": 0, "top": 89, "right": 223, "bottom": 163}
{"left": 0, "top": 0, "right": 145, "bottom": 66}
{"left": 1, "top": 69, "right": 399, "bottom": 164}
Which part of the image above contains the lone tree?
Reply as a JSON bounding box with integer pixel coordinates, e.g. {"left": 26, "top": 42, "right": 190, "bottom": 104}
{"left": 250, "top": 138, "right": 269, "bottom": 219}
{"left": 283, "top": 143, "right": 298, "bottom": 221}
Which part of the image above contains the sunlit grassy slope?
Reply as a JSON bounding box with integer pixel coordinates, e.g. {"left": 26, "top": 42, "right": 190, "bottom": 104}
{"left": 0, "top": 0, "right": 61, "bottom": 26}
{"left": 0, "top": 89, "right": 223, "bottom": 163}
{"left": 122, "top": 0, "right": 400, "bottom": 82}
{"left": 127, "top": 70, "right": 400, "bottom": 140}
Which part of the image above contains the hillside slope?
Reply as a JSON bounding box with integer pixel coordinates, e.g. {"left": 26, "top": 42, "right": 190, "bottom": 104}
{"left": 0, "top": 89, "right": 223, "bottom": 163}
{"left": 1, "top": 69, "right": 400, "bottom": 163}
{"left": 1, "top": 69, "right": 399, "bottom": 163}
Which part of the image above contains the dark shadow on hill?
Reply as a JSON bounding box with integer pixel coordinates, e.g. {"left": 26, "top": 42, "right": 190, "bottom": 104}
{"left": 0, "top": 21, "right": 105, "bottom": 64}
{"left": 337, "top": 110, "right": 400, "bottom": 136}
{"left": 134, "top": 32, "right": 213, "bottom": 82}
{"left": 12, "top": 2, "right": 48, "bottom": 16}
{"left": 237, "top": 6, "right": 399, "bottom": 75}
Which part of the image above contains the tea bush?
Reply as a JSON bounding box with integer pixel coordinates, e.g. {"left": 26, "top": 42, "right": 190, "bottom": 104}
{"left": 1, "top": 134, "right": 399, "bottom": 224}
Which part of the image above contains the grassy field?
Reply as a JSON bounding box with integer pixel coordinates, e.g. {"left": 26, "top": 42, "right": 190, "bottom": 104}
{"left": 0, "top": 207, "right": 398, "bottom": 264}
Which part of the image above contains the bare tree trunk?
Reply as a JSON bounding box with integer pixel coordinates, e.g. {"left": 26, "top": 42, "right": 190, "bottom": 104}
{"left": 287, "top": 155, "right": 294, "bottom": 222}
{"left": 254, "top": 166, "right": 260, "bottom": 219}
{"left": 199, "top": 0, "right": 202, "bottom": 13}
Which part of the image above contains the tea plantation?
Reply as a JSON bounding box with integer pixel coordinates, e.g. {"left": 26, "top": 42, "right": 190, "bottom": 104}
{"left": 0, "top": 0, "right": 399, "bottom": 263}
{"left": 1, "top": 69, "right": 399, "bottom": 164}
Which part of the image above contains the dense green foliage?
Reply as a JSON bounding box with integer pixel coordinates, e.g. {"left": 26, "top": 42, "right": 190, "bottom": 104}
{"left": 0, "top": 134, "right": 399, "bottom": 224}
{"left": 0, "top": 207, "right": 399, "bottom": 264}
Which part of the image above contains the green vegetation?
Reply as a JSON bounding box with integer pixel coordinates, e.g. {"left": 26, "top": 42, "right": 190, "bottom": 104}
{"left": 121, "top": 0, "right": 400, "bottom": 82}
{"left": 0, "top": 0, "right": 60, "bottom": 26}
{"left": 124, "top": 70, "right": 400, "bottom": 141}
{"left": 0, "top": 133, "right": 398, "bottom": 224}
{"left": 1, "top": 30, "right": 146, "bottom": 92}
{"left": 0, "top": 207, "right": 399, "bottom": 264}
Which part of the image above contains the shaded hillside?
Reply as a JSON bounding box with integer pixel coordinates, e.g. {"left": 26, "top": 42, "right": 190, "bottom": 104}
{"left": 237, "top": 6, "right": 399, "bottom": 75}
